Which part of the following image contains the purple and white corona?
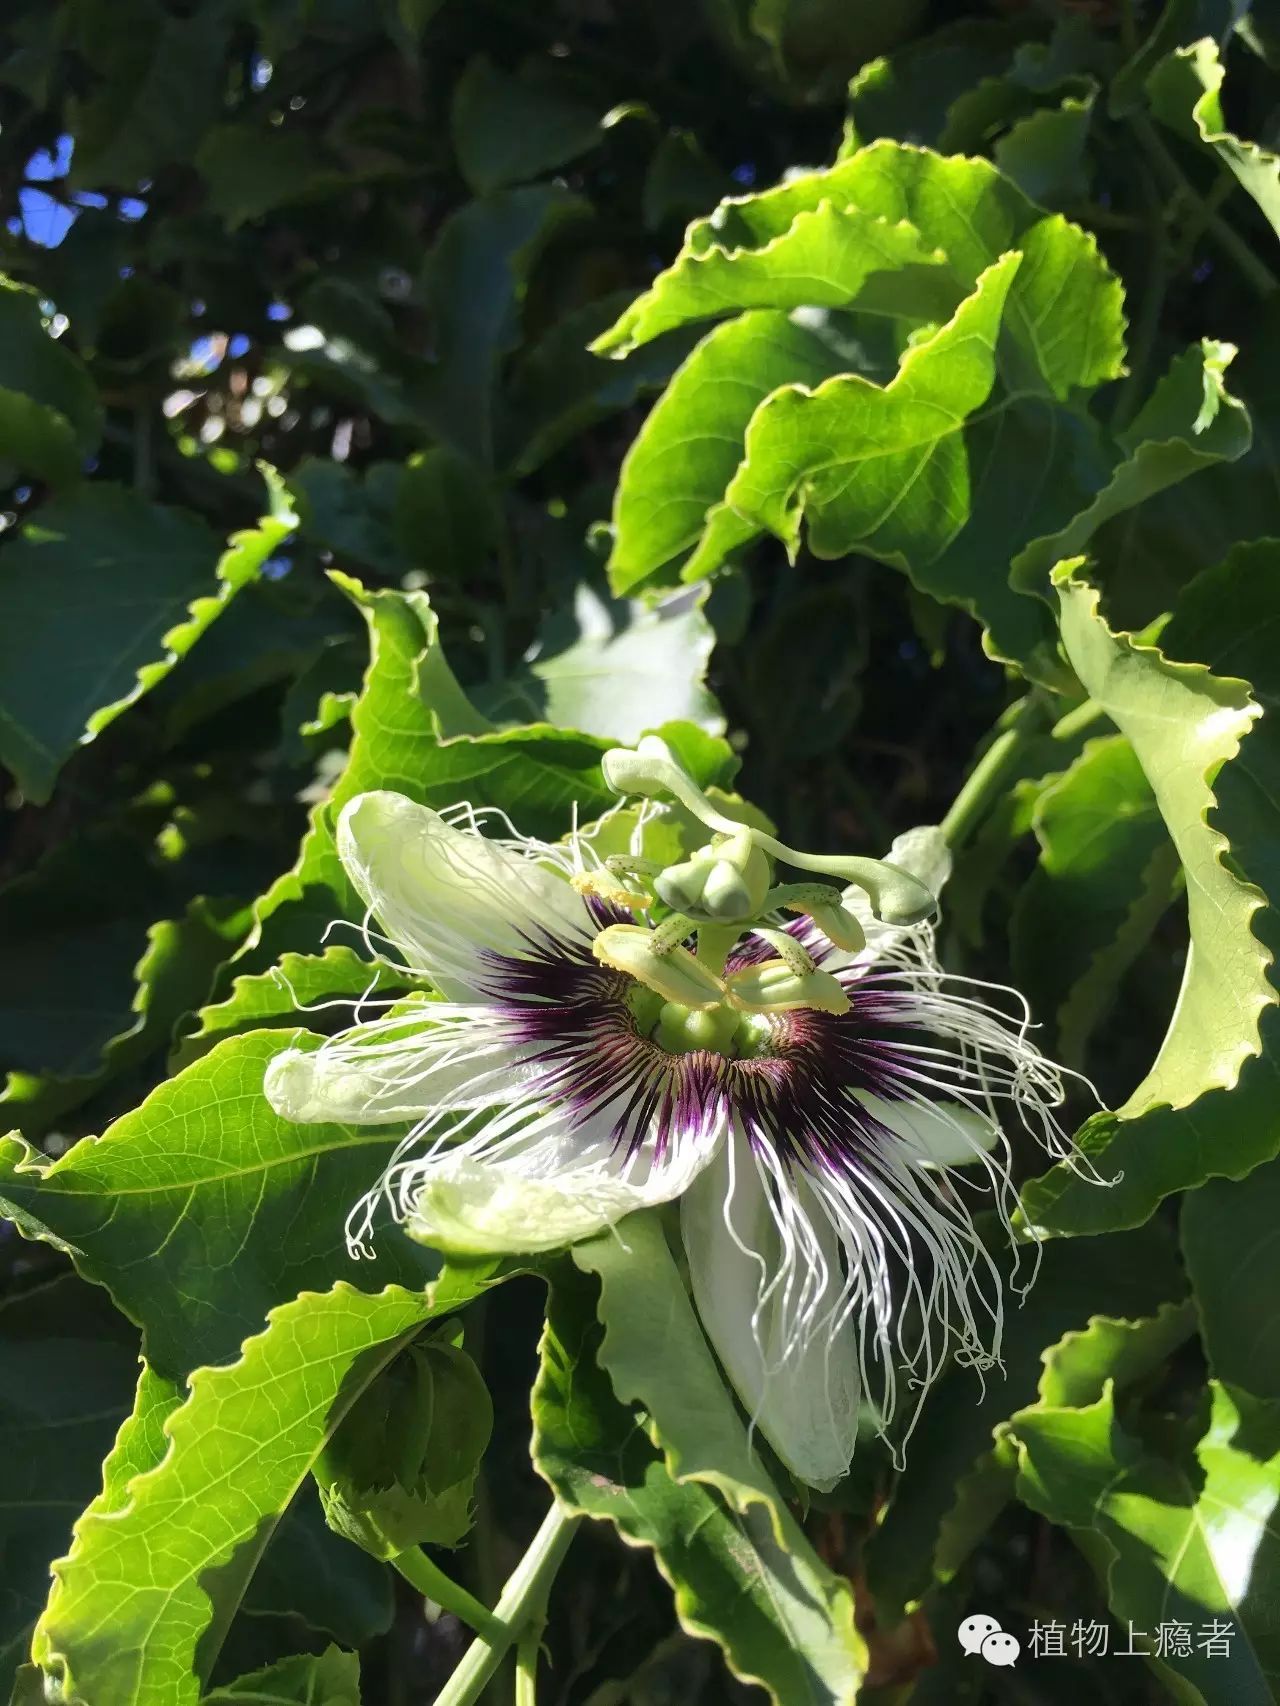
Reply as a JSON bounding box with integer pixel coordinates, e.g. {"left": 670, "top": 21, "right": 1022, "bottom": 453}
{"left": 265, "top": 736, "right": 1091, "bottom": 1488}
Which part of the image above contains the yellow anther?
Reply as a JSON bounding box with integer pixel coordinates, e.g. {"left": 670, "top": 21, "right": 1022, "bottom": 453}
{"left": 571, "top": 869, "right": 650, "bottom": 913}
{"left": 784, "top": 900, "right": 866, "bottom": 954}
{"left": 593, "top": 924, "right": 726, "bottom": 1009}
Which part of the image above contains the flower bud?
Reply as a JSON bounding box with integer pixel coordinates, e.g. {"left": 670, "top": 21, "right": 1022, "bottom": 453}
{"left": 315, "top": 1330, "right": 492, "bottom": 1560}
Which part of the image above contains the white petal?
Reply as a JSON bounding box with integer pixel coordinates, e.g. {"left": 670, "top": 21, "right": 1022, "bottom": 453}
{"left": 337, "top": 791, "right": 593, "bottom": 1001}
{"left": 264, "top": 1018, "right": 527, "bottom": 1126}
{"left": 406, "top": 1114, "right": 725, "bottom": 1256}
{"left": 681, "top": 1132, "right": 860, "bottom": 1489}
{"left": 857, "top": 1092, "right": 998, "bottom": 1168}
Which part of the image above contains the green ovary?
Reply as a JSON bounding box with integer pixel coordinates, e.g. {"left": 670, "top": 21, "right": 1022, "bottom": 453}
{"left": 653, "top": 1000, "right": 773, "bottom": 1059}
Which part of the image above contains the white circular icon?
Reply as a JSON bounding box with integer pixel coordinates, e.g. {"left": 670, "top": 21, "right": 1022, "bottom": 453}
{"left": 981, "top": 1630, "right": 1020, "bottom": 1667}
{"left": 957, "top": 1613, "right": 1002, "bottom": 1657}
{"left": 958, "top": 1613, "right": 1020, "bottom": 1666}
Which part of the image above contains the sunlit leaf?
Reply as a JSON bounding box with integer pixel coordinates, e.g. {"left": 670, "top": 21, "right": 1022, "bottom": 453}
{"left": 607, "top": 310, "right": 843, "bottom": 594}
{"left": 172, "top": 947, "right": 407, "bottom": 1070}
{"left": 0, "top": 1029, "right": 437, "bottom": 1377}
{"left": 533, "top": 1263, "right": 865, "bottom": 1705}
{"left": 1149, "top": 38, "right": 1280, "bottom": 242}
{"left": 1023, "top": 544, "right": 1280, "bottom": 1233}
{"left": 1011, "top": 1382, "right": 1280, "bottom": 1702}
{"left": 724, "top": 254, "right": 1019, "bottom": 569}
{"left": 595, "top": 140, "right": 1126, "bottom": 400}
{"left": 202, "top": 1647, "right": 361, "bottom": 1706}
{"left": 31, "top": 1283, "right": 455, "bottom": 1706}
{"left": 485, "top": 584, "right": 723, "bottom": 742}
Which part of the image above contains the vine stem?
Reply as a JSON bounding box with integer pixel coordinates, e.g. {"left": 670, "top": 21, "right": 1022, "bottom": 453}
{"left": 940, "top": 695, "right": 1110, "bottom": 849}
{"left": 940, "top": 697, "right": 1050, "bottom": 849}
{"left": 514, "top": 1627, "right": 542, "bottom": 1705}
{"left": 1130, "top": 115, "right": 1278, "bottom": 299}
{"left": 391, "top": 1546, "right": 511, "bottom": 1645}
{"left": 434, "top": 1503, "right": 581, "bottom": 1706}
{"left": 1111, "top": 169, "right": 1170, "bottom": 433}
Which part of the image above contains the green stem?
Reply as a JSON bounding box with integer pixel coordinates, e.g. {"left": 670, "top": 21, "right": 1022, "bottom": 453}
{"left": 941, "top": 696, "right": 1110, "bottom": 850}
{"left": 1130, "top": 116, "right": 1278, "bottom": 299}
{"left": 1167, "top": 168, "right": 1237, "bottom": 276}
{"left": 1049, "top": 697, "right": 1108, "bottom": 744}
{"left": 434, "top": 1503, "right": 580, "bottom": 1706}
{"left": 391, "top": 1546, "right": 510, "bottom": 1645}
{"left": 694, "top": 923, "right": 738, "bottom": 976}
{"left": 940, "top": 697, "right": 1050, "bottom": 849}
{"left": 1111, "top": 174, "right": 1170, "bottom": 433}
{"left": 514, "top": 1627, "right": 542, "bottom": 1705}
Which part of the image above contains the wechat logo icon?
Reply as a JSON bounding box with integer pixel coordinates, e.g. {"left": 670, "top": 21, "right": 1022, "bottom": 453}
{"left": 958, "top": 1614, "right": 1021, "bottom": 1667}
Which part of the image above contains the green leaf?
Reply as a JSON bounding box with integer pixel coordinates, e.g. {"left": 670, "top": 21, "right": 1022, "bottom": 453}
{"left": 572, "top": 1212, "right": 797, "bottom": 1532}
{"left": 723, "top": 254, "right": 1020, "bottom": 570}
{"left": 202, "top": 1647, "right": 360, "bottom": 1706}
{"left": 1023, "top": 544, "right": 1280, "bottom": 1233}
{"left": 592, "top": 191, "right": 948, "bottom": 359}
{"left": 68, "top": 0, "right": 227, "bottom": 188}
{"left": 1035, "top": 1299, "right": 1197, "bottom": 1409}
{"left": 232, "top": 577, "right": 734, "bottom": 974}
{"left": 935, "top": 1301, "right": 1195, "bottom": 1594}
{"left": 172, "top": 947, "right": 407, "bottom": 1070}
{"left": 0, "top": 482, "right": 295, "bottom": 803}
{"left": 502, "top": 293, "right": 695, "bottom": 477}
{"left": 0, "top": 1275, "right": 140, "bottom": 1701}
{"left": 451, "top": 56, "right": 616, "bottom": 195}
{"left": 1010, "top": 339, "right": 1252, "bottom": 602}
{"left": 290, "top": 459, "right": 413, "bottom": 578}
{"left": 420, "top": 186, "right": 589, "bottom": 466}
{"left": 994, "top": 90, "right": 1095, "bottom": 209}
{"left": 2, "top": 898, "right": 249, "bottom": 1138}
{"left": 642, "top": 129, "right": 735, "bottom": 231}
{"left": 914, "top": 396, "right": 1108, "bottom": 681}
{"left": 486, "top": 584, "right": 724, "bottom": 743}
{"left": 865, "top": 1222, "right": 1184, "bottom": 1614}
{"left": 0, "top": 276, "right": 101, "bottom": 483}
{"left": 54, "top": 1358, "right": 393, "bottom": 1664}
{"left": 234, "top": 578, "right": 619, "bottom": 969}
{"left": 1149, "top": 38, "right": 1280, "bottom": 242}
{"left": 1182, "top": 1152, "right": 1280, "bottom": 1399}
{"left": 1011, "top": 734, "right": 1181, "bottom": 1066}
{"left": 1011, "top": 1382, "right": 1280, "bottom": 1703}
{"left": 237, "top": 1490, "right": 393, "bottom": 1649}
{"left": 196, "top": 125, "right": 344, "bottom": 229}
{"left": 533, "top": 1263, "right": 865, "bottom": 1704}
{"left": 842, "top": 21, "right": 1026, "bottom": 152}
{"left": 393, "top": 447, "right": 500, "bottom": 579}
{"left": 0, "top": 1029, "right": 437, "bottom": 1378}
{"left": 595, "top": 141, "right": 1126, "bottom": 400}
{"left": 290, "top": 453, "right": 497, "bottom": 585}
{"left": 30, "top": 1283, "right": 451, "bottom": 1706}
{"left": 607, "top": 310, "right": 844, "bottom": 594}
